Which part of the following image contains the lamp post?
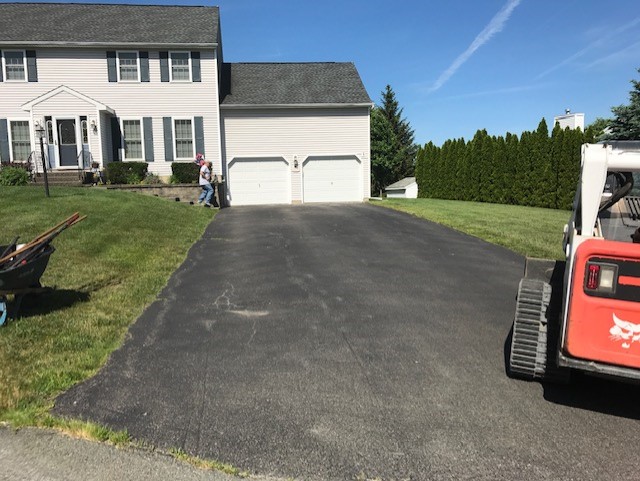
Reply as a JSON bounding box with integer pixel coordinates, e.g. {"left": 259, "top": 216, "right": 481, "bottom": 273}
{"left": 35, "top": 125, "right": 50, "bottom": 197}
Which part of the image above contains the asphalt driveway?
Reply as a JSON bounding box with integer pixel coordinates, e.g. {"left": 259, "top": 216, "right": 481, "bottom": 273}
{"left": 54, "top": 204, "right": 640, "bottom": 480}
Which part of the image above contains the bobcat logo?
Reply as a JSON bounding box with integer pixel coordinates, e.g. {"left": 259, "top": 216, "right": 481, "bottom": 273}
{"left": 610, "top": 313, "right": 640, "bottom": 349}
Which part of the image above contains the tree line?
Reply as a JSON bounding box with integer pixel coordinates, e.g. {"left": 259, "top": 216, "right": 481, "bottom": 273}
{"left": 414, "top": 120, "right": 596, "bottom": 210}
{"left": 371, "top": 69, "right": 640, "bottom": 208}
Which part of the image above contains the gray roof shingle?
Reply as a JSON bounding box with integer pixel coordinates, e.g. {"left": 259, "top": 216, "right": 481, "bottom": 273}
{"left": 220, "top": 62, "right": 372, "bottom": 106}
{"left": 0, "top": 3, "right": 219, "bottom": 47}
{"left": 386, "top": 177, "right": 416, "bottom": 190}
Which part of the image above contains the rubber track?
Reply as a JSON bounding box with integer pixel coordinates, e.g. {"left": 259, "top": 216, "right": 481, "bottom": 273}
{"left": 509, "top": 279, "right": 550, "bottom": 380}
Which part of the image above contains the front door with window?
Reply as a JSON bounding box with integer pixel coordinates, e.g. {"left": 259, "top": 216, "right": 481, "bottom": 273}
{"left": 57, "top": 119, "right": 77, "bottom": 167}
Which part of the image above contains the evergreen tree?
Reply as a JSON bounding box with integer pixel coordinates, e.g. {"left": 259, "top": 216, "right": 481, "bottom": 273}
{"left": 370, "top": 107, "right": 400, "bottom": 195}
{"left": 372, "top": 85, "right": 418, "bottom": 187}
{"left": 606, "top": 68, "right": 640, "bottom": 140}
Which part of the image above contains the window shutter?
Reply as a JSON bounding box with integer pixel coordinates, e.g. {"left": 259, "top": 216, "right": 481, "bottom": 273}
{"left": 163, "top": 117, "right": 173, "bottom": 161}
{"left": 0, "top": 50, "right": 3, "bottom": 82}
{"left": 191, "top": 52, "right": 201, "bottom": 82}
{"left": 140, "top": 51, "right": 149, "bottom": 82}
{"left": 110, "top": 117, "right": 122, "bottom": 161}
{"left": 143, "top": 117, "right": 154, "bottom": 162}
{"left": 159, "top": 51, "right": 169, "bottom": 82}
{"left": 0, "top": 119, "right": 9, "bottom": 162}
{"left": 26, "top": 50, "right": 38, "bottom": 82}
{"left": 194, "top": 116, "right": 205, "bottom": 156}
{"left": 107, "top": 51, "right": 117, "bottom": 82}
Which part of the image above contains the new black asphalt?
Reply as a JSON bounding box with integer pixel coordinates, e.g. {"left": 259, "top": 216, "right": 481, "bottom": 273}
{"left": 54, "top": 204, "right": 640, "bottom": 480}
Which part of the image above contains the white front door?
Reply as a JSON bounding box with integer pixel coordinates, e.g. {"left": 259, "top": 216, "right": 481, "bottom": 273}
{"left": 303, "top": 156, "right": 362, "bottom": 203}
{"left": 227, "top": 158, "right": 290, "bottom": 206}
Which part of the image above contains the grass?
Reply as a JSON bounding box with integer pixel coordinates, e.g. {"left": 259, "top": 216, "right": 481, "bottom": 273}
{"left": 0, "top": 186, "right": 214, "bottom": 427}
{"left": 373, "top": 198, "right": 571, "bottom": 259}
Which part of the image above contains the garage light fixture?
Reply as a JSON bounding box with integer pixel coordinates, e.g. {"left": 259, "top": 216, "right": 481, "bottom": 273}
{"left": 294, "top": 156, "right": 298, "bottom": 169}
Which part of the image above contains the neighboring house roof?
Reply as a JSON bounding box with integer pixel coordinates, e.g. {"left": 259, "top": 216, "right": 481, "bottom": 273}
{"left": 0, "top": 3, "right": 219, "bottom": 48}
{"left": 220, "top": 62, "right": 372, "bottom": 107}
{"left": 386, "top": 177, "right": 417, "bottom": 190}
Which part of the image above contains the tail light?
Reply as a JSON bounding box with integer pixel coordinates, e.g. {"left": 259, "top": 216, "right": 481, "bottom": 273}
{"left": 584, "top": 262, "right": 618, "bottom": 294}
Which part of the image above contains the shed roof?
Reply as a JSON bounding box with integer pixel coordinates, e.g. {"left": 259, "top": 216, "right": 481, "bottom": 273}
{"left": 0, "top": 3, "right": 219, "bottom": 48}
{"left": 220, "top": 62, "right": 372, "bottom": 107}
{"left": 385, "top": 177, "right": 417, "bottom": 190}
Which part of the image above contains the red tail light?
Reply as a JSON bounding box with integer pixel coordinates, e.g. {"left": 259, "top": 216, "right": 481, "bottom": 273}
{"left": 586, "top": 264, "right": 600, "bottom": 290}
{"left": 584, "top": 261, "right": 618, "bottom": 295}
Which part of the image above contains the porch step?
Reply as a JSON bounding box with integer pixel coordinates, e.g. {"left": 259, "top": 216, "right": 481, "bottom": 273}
{"left": 32, "top": 171, "right": 87, "bottom": 186}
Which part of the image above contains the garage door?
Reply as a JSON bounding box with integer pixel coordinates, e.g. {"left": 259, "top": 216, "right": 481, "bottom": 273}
{"left": 303, "top": 157, "right": 362, "bottom": 203}
{"left": 228, "top": 159, "right": 290, "bottom": 206}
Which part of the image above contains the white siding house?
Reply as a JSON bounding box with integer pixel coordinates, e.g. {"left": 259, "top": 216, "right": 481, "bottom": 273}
{"left": 0, "top": 3, "right": 371, "bottom": 205}
{"left": 220, "top": 63, "right": 372, "bottom": 205}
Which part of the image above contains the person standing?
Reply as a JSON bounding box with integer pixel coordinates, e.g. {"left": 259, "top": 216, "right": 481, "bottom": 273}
{"left": 197, "top": 160, "right": 214, "bottom": 207}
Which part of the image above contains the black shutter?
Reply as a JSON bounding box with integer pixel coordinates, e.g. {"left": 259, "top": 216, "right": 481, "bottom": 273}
{"left": 143, "top": 117, "right": 154, "bottom": 162}
{"left": 194, "top": 116, "right": 204, "bottom": 156}
{"left": 107, "top": 51, "right": 117, "bottom": 82}
{"left": 140, "top": 51, "right": 149, "bottom": 82}
{"left": 0, "top": 119, "right": 9, "bottom": 161}
{"left": 191, "top": 51, "right": 201, "bottom": 82}
{"left": 0, "top": 50, "right": 3, "bottom": 82}
{"left": 110, "top": 117, "right": 122, "bottom": 161}
{"left": 159, "top": 51, "right": 169, "bottom": 82}
{"left": 163, "top": 117, "right": 173, "bottom": 161}
{"left": 26, "top": 50, "right": 37, "bottom": 82}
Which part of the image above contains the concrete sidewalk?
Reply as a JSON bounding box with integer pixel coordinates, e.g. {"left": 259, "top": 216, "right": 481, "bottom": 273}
{"left": 0, "top": 426, "right": 283, "bottom": 481}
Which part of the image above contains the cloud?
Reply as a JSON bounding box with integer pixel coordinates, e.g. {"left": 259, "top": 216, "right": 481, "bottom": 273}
{"left": 427, "top": 0, "right": 522, "bottom": 93}
{"left": 535, "top": 16, "right": 640, "bottom": 80}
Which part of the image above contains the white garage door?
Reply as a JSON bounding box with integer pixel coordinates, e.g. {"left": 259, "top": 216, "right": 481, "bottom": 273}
{"left": 228, "top": 159, "right": 290, "bottom": 206}
{"left": 303, "top": 157, "right": 362, "bottom": 203}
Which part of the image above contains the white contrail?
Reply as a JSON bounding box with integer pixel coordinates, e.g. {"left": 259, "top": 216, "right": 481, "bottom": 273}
{"left": 428, "top": 0, "right": 522, "bottom": 93}
{"left": 535, "top": 16, "right": 640, "bottom": 80}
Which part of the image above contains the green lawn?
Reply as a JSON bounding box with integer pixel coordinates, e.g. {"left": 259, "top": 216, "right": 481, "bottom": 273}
{"left": 0, "top": 186, "right": 214, "bottom": 432}
{"left": 373, "top": 198, "right": 570, "bottom": 260}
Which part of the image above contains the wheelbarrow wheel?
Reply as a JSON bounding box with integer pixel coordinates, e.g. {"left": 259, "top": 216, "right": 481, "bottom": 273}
{"left": 0, "top": 296, "right": 7, "bottom": 327}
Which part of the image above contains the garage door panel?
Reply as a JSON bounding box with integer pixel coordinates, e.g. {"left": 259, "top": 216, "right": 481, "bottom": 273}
{"left": 303, "top": 157, "right": 361, "bottom": 203}
{"left": 228, "top": 159, "right": 289, "bottom": 206}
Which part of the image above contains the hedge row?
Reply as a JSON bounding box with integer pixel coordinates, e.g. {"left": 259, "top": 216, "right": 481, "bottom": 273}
{"left": 415, "top": 119, "right": 595, "bottom": 210}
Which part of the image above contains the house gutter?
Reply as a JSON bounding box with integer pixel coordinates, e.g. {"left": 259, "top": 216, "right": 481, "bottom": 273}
{"left": 0, "top": 41, "right": 218, "bottom": 49}
{"left": 220, "top": 103, "right": 374, "bottom": 110}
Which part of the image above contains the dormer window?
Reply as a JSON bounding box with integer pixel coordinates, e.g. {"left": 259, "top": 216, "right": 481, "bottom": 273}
{"left": 117, "top": 51, "right": 139, "bottom": 82}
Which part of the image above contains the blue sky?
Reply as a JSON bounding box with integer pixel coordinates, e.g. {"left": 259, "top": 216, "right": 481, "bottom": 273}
{"left": 14, "top": 0, "right": 640, "bottom": 145}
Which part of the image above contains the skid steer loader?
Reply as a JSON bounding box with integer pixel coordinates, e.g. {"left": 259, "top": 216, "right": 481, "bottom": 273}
{"left": 508, "top": 141, "right": 640, "bottom": 383}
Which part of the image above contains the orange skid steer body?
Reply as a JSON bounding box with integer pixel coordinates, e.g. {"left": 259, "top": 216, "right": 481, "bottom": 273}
{"left": 565, "top": 239, "right": 640, "bottom": 370}
{"left": 509, "top": 141, "right": 640, "bottom": 383}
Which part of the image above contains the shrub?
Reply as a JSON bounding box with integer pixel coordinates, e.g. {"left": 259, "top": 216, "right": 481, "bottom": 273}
{"left": 141, "top": 173, "right": 163, "bottom": 185}
{"left": 105, "top": 162, "right": 148, "bottom": 185}
{"left": 171, "top": 162, "right": 199, "bottom": 184}
{"left": 0, "top": 166, "right": 30, "bottom": 186}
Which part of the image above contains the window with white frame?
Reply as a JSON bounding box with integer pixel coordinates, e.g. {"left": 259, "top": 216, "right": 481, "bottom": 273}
{"left": 118, "top": 51, "right": 139, "bottom": 81}
{"left": 9, "top": 120, "right": 31, "bottom": 161}
{"left": 170, "top": 52, "right": 190, "bottom": 81}
{"left": 3, "top": 50, "right": 26, "bottom": 81}
{"left": 173, "top": 119, "right": 193, "bottom": 159}
{"left": 122, "top": 119, "right": 144, "bottom": 160}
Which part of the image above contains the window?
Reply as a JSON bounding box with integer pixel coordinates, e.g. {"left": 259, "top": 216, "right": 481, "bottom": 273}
{"left": 122, "top": 119, "right": 143, "bottom": 160}
{"left": 173, "top": 119, "right": 193, "bottom": 159}
{"left": 9, "top": 120, "right": 31, "bottom": 161}
{"left": 45, "top": 117, "right": 54, "bottom": 143}
{"left": 3, "top": 50, "right": 26, "bottom": 81}
{"left": 170, "top": 52, "right": 190, "bottom": 81}
{"left": 81, "top": 119, "right": 89, "bottom": 144}
{"left": 118, "top": 51, "right": 139, "bottom": 81}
